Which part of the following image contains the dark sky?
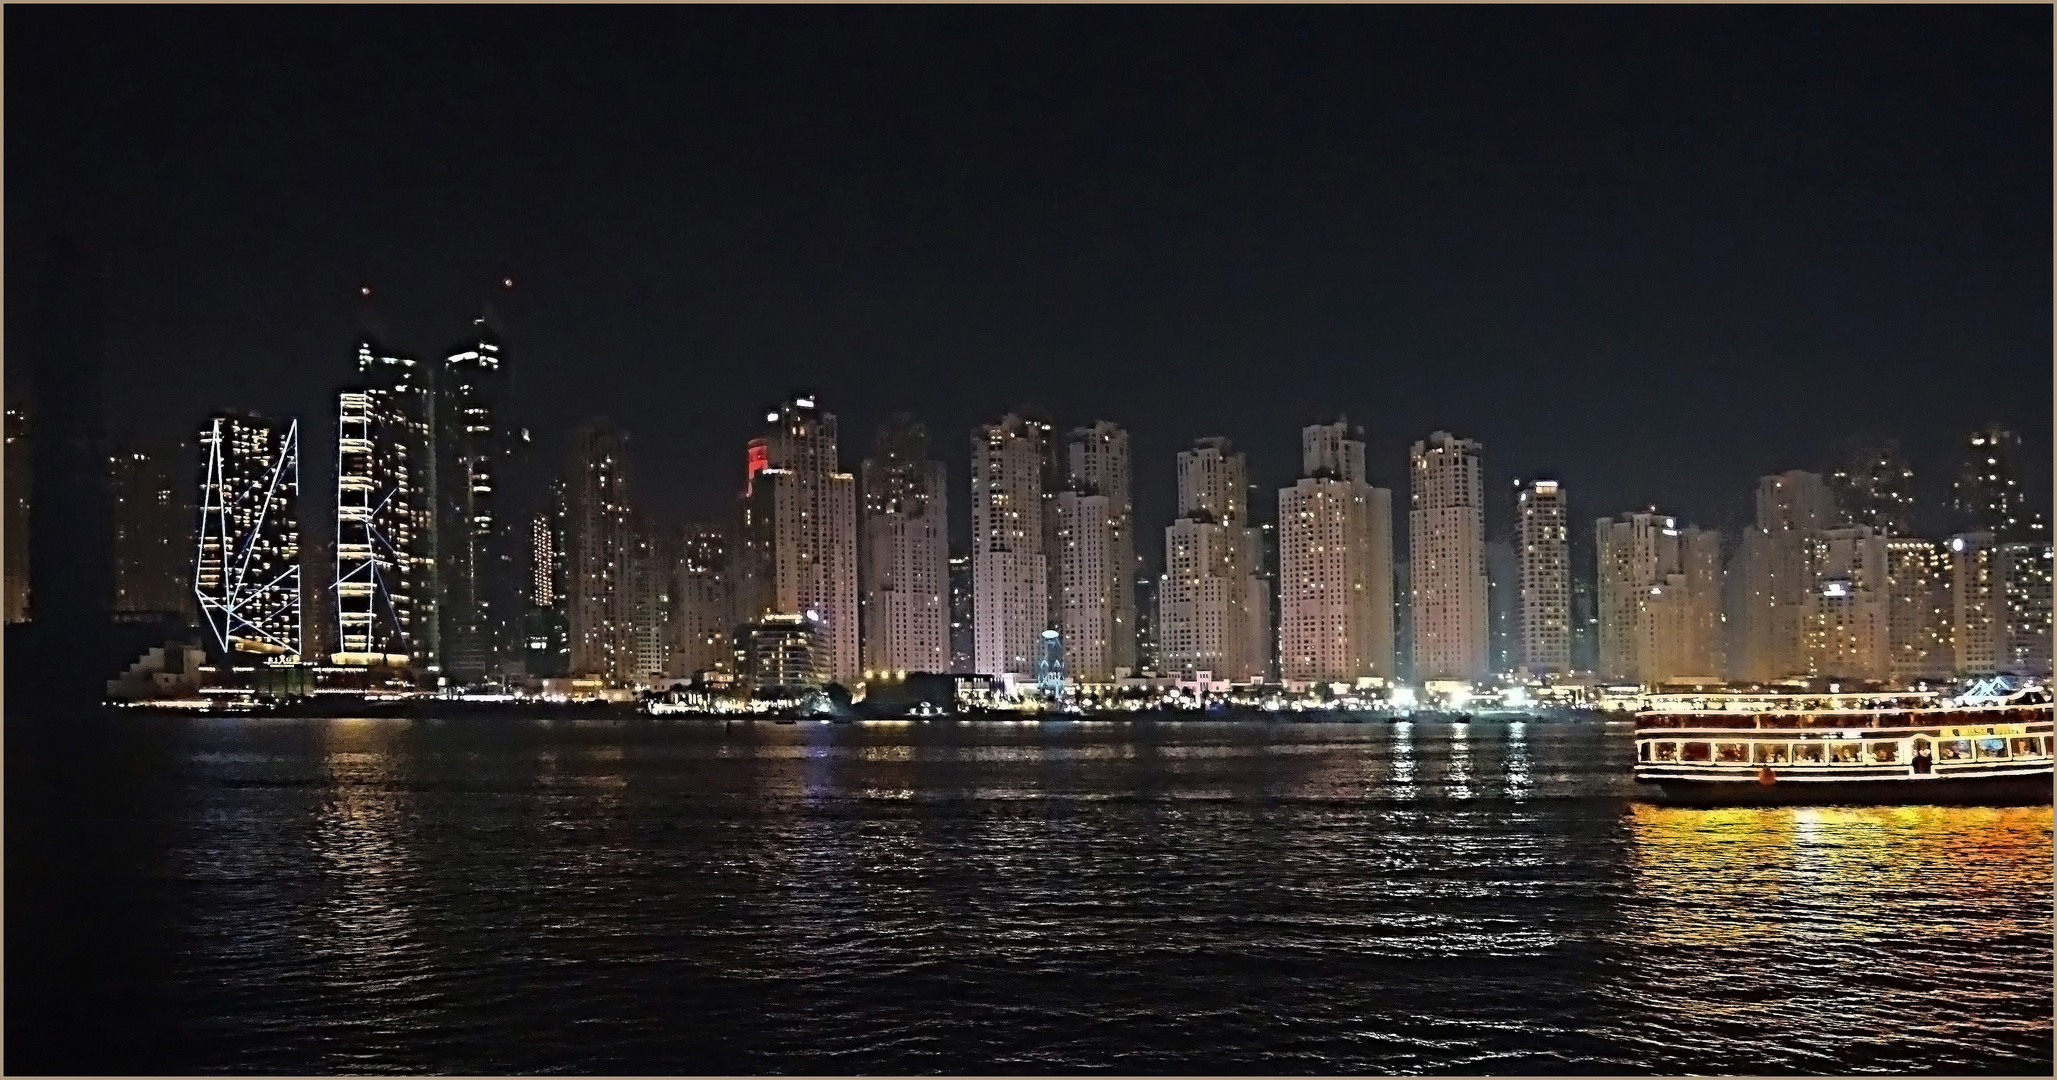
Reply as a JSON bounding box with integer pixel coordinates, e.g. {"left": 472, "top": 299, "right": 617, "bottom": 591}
{"left": 8, "top": 5, "right": 2050, "bottom": 556}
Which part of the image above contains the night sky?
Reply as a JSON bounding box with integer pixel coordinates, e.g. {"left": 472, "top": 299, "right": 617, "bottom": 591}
{"left": 8, "top": 5, "right": 2050, "bottom": 555}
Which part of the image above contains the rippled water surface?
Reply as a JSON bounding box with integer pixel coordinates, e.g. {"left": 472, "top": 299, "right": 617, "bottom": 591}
{"left": 7, "top": 714, "right": 2051, "bottom": 1074}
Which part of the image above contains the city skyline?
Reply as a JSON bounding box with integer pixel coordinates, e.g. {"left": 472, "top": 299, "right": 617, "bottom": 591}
{"left": 6, "top": 6, "right": 2047, "bottom": 548}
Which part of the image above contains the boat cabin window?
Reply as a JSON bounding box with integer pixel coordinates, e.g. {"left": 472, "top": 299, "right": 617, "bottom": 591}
{"left": 1653, "top": 742, "right": 1678, "bottom": 762}
{"left": 1976, "top": 737, "right": 2009, "bottom": 761}
{"left": 1638, "top": 742, "right": 1650, "bottom": 762}
{"left": 1715, "top": 742, "right": 1749, "bottom": 763}
{"left": 1681, "top": 742, "right": 1712, "bottom": 762}
{"left": 1752, "top": 743, "right": 1789, "bottom": 764}
{"left": 1939, "top": 739, "right": 1975, "bottom": 762}
{"left": 1828, "top": 742, "right": 1862, "bottom": 764}
{"left": 1790, "top": 742, "right": 1824, "bottom": 764}
{"left": 2009, "top": 737, "right": 2040, "bottom": 758}
{"left": 1867, "top": 742, "right": 1899, "bottom": 764}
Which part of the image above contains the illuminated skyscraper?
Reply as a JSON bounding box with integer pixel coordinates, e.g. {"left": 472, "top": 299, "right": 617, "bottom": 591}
{"left": 1164, "top": 437, "right": 1270, "bottom": 682}
{"left": 194, "top": 413, "right": 302, "bottom": 660}
{"left": 1997, "top": 540, "right": 2053, "bottom": 678}
{"left": 1884, "top": 537, "right": 1953, "bottom": 684}
{"left": 734, "top": 396, "right": 859, "bottom": 683}
{"left": 1732, "top": 470, "right": 1835, "bottom": 682}
{"left": 1409, "top": 431, "right": 1488, "bottom": 682}
{"left": 1278, "top": 422, "right": 1393, "bottom": 685}
{"left": 1595, "top": 511, "right": 1721, "bottom": 685}
{"left": 860, "top": 415, "right": 949, "bottom": 677}
{"left": 1954, "top": 425, "right": 2046, "bottom": 542}
{"left": 1514, "top": 479, "right": 1570, "bottom": 674}
{"left": 565, "top": 419, "right": 637, "bottom": 683}
{"left": 1053, "top": 487, "right": 1115, "bottom": 682}
{"left": 947, "top": 551, "right": 973, "bottom": 673}
{"left": 629, "top": 513, "right": 671, "bottom": 684}
{"left": 1066, "top": 422, "right": 1137, "bottom": 673}
{"left": 522, "top": 479, "right": 570, "bottom": 678}
{"left": 1802, "top": 524, "right": 1890, "bottom": 681}
{"left": 1829, "top": 441, "right": 1916, "bottom": 536}
{"left": 971, "top": 413, "right": 1049, "bottom": 676}
{"left": 109, "top": 439, "right": 190, "bottom": 618}
{"left": 670, "top": 522, "right": 731, "bottom": 680}
{"left": 332, "top": 340, "right": 432, "bottom": 668}
{"left": 437, "top": 314, "right": 518, "bottom": 684}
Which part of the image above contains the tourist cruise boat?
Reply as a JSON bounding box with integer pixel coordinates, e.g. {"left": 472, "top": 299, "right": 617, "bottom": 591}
{"left": 1631, "top": 684, "right": 2053, "bottom": 806}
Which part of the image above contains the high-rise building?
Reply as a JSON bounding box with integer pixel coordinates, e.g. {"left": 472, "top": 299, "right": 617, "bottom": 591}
{"left": 1065, "top": 422, "right": 1136, "bottom": 674}
{"left": 437, "top": 315, "right": 518, "bottom": 685}
{"left": 1884, "top": 538, "right": 1953, "bottom": 684}
{"left": 971, "top": 414, "right": 1050, "bottom": 676}
{"left": 1948, "top": 532, "right": 2004, "bottom": 677}
{"left": 734, "top": 396, "right": 860, "bottom": 683}
{"left": 1732, "top": 470, "right": 1836, "bottom": 682}
{"left": 1486, "top": 539, "right": 1517, "bottom": 674}
{"left": 332, "top": 341, "right": 434, "bottom": 669}
{"left": 1829, "top": 441, "right": 1916, "bottom": 536}
{"left": 1997, "top": 540, "right": 2053, "bottom": 678}
{"left": 1409, "top": 431, "right": 1488, "bottom": 682}
{"left": 1595, "top": 511, "right": 1722, "bottom": 685}
{"left": 194, "top": 414, "right": 303, "bottom": 660}
{"left": 1134, "top": 559, "right": 1161, "bottom": 675}
{"left": 860, "top": 415, "right": 950, "bottom": 677}
{"left": 1802, "top": 525, "right": 1890, "bottom": 682}
{"left": 522, "top": 480, "right": 570, "bottom": 678}
{"left": 1954, "top": 425, "right": 2046, "bottom": 542}
{"left": 947, "top": 551, "right": 973, "bottom": 673}
{"left": 565, "top": 420, "right": 637, "bottom": 683}
{"left": 1053, "top": 488, "right": 1116, "bottom": 682}
{"left": 628, "top": 514, "right": 671, "bottom": 685}
{"left": 670, "top": 522, "right": 732, "bottom": 680}
{"left": 4, "top": 398, "right": 29, "bottom": 623}
{"left": 1278, "top": 422, "right": 1393, "bottom": 685}
{"left": 1514, "top": 479, "right": 1570, "bottom": 674}
{"left": 109, "top": 439, "right": 190, "bottom": 618}
{"left": 1163, "top": 437, "right": 1271, "bottom": 682}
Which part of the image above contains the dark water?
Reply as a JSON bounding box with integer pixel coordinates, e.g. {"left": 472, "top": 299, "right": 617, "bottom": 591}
{"left": 7, "top": 713, "right": 2051, "bottom": 1075}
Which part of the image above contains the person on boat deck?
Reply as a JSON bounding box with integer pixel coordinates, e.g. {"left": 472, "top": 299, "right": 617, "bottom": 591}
{"left": 1910, "top": 746, "right": 1933, "bottom": 774}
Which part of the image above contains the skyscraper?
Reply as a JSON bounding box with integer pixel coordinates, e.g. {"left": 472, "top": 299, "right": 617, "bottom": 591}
{"left": 971, "top": 413, "right": 1049, "bottom": 677}
{"left": 734, "top": 396, "right": 859, "bottom": 683}
{"left": 947, "top": 551, "right": 973, "bottom": 673}
{"left": 670, "top": 522, "right": 732, "bottom": 680}
{"left": 1514, "top": 479, "right": 1570, "bottom": 675}
{"left": 194, "top": 414, "right": 302, "bottom": 661}
{"left": 437, "top": 315, "right": 518, "bottom": 684}
{"left": 1802, "top": 525, "right": 1890, "bottom": 681}
{"left": 522, "top": 480, "right": 570, "bottom": 678}
{"left": 1052, "top": 487, "right": 1115, "bottom": 682}
{"left": 109, "top": 439, "right": 190, "bottom": 618}
{"left": 1594, "top": 511, "right": 1721, "bottom": 685}
{"left": 565, "top": 419, "right": 637, "bottom": 683}
{"left": 1163, "top": 437, "right": 1271, "bottom": 682}
{"left": 1883, "top": 538, "right": 1953, "bottom": 685}
{"left": 1954, "top": 425, "right": 2046, "bottom": 541}
{"left": 629, "top": 514, "right": 672, "bottom": 685}
{"left": 332, "top": 340, "right": 432, "bottom": 669}
{"left": 1409, "top": 431, "right": 1488, "bottom": 682}
{"left": 1732, "top": 470, "right": 1836, "bottom": 682}
{"left": 1278, "top": 422, "right": 1393, "bottom": 685}
{"left": 1066, "top": 422, "right": 1137, "bottom": 673}
{"left": 859, "top": 415, "right": 950, "bottom": 677}
{"left": 1997, "top": 540, "right": 2053, "bottom": 678}
{"left": 1828, "top": 440, "right": 1916, "bottom": 536}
